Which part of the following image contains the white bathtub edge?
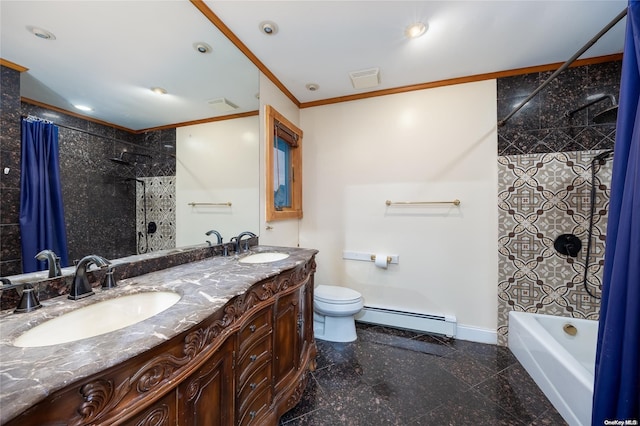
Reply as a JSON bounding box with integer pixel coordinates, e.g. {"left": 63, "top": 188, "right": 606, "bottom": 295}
{"left": 508, "top": 311, "right": 595, "bottom": 426}
{"left": 509, "top": 323, "right": 582, "bottom": 425}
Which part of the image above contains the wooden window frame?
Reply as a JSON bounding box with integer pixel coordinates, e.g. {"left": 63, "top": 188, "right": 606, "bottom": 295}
{"left": 266, "top": 105, "right": 303, "bottom": 221}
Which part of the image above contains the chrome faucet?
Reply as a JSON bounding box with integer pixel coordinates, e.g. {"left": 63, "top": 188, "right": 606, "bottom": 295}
{"left": 235, "top": 231, "right": 257, "bottom": 253}
{"left": 35, "top": 250, "right": 62, "bottom": 278}
{"left": 205, "top": 230, "right": 223, "bottom": 246}
{"left": 69, "top": 255, "right": 110, "bottom": 300}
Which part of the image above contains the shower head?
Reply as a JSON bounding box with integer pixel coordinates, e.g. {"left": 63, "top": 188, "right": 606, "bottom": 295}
{"left": 109, "top": 151, "right": 152, "bottom": 166}
{"left": 593, "top": 105, "right": 618, "bottom": 124}
{"left": 566, "top": 94, "right": 618, "bottom": 124}
{"left": 110, "top": 152, "right": 131, "bottom": 165}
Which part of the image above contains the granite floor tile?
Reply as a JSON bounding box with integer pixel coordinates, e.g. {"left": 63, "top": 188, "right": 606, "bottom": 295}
{"left": 444, "top": 338, "right": 520, "bottom": 373}
{"left": 354, "top": 342, "right": 468, "bottom": 421}
{"left": 485, "top": 362, "right": 567, "bottom": 425}
{"left": 410, "top": 388, "right": 527, "bottom": 425}
{"left": 279, "top": 375, "right": 333, "bottom": 425}
{"left": 284, "top": 324, "right": 565, "bottom": 425}
{"left": 530, "top": 406, "right": 570, "bottom": 425}
{"left": 322, "top": 382, "right": 402, "bottom": 425}
{"left": 359, "top": 326, "right": 455, "bottom": 357}
{"left": 433, "top": 349, "right": 497, "bottom": 388}
{"left": 470, "top": 365, "right": 557, "bottom": 424}
{"left": 279, "top": 407, "right": 341, "bottom": 425}
{"left": 312, "top": 360, "right": 366, "bottom": 393}
{"left": 313, "top": 339, "right": 361, "bottom": 369}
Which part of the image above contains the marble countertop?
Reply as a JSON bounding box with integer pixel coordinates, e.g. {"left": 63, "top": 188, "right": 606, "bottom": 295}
{"left": 0, "top": 246, "right": 317, "bottom": 424}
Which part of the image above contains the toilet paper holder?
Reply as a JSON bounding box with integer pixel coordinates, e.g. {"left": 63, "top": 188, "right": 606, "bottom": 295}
{"left": 370, "top": 254, "right": 392, "bottom": 264}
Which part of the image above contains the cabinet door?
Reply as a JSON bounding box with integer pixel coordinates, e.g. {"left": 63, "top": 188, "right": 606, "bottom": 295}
{"left": 120, "top": 391, "right": 177, "bottom": 426}
{"left": 273, "top": 288, "right": 302, "bottom": 390}
{"left": 177, "top": 338, "right": 234, "bottom": 426}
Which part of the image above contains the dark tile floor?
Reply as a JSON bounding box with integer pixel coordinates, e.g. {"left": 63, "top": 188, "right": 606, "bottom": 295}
{"left": 280, "top": 323, "right": 568, "bottom": 425}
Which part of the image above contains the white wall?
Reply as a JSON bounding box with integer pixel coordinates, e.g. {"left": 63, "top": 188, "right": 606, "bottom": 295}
{"left": 258, "top": 73, "right": 301, "bottom": 247}
{"left": 299, "top": 80, "right": 499, "bottom": 338}
{"left": 175, "top": 116, "right": 259, "bottom": 246}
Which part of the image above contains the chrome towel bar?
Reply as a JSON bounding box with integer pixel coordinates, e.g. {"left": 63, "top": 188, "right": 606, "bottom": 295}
{"left": 385, "top": 199, "right": 460, "bottom": 206}
{"left": 188, "top": 202, "right": 232, "bottom": 207}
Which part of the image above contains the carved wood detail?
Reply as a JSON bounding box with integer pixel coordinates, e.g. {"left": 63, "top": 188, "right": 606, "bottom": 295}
{"left": 284, "top": 370, "right": 308, "bottom": 411}
{"left": 135, "top": 405, "right": 169, "bottom": 426}
{"left": 71, "top": 379, "right": 130, "bottom": 426}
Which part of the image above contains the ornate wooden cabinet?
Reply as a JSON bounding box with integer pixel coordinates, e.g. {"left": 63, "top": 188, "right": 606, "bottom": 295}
{"left": 177, "top": 337, "right": 235, "bottom": 426}
{"left": 4, "top": 257, "right": 317, "bottom": 426}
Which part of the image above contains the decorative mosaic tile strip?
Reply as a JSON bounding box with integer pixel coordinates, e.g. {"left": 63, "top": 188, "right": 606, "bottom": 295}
{"left": 136, "top": 176, "right": 176, "bottom": 253}
{"left": 497, "top": 150, "right": 612, "bottom": 345}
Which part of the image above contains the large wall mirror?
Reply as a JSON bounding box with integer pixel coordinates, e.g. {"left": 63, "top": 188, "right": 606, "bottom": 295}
{"left": 0, "top": 1, "right": 260, "bottom": 272}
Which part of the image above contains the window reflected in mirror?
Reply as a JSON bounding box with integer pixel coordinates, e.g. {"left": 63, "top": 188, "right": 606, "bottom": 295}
{"left": 266, "top": 105, "right": 302, "bottom": 221}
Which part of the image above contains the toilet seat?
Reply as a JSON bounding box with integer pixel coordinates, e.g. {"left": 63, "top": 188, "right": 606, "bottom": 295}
{"left": 315, "top": 285, "right": 362, "bottom": 304}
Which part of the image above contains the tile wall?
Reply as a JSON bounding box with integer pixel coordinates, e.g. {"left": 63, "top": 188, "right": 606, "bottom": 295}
{"left": 0, "top": 66, "right": 23, "bottom": 276}
{"left": 496, "top": 60, "right": 620, "bottom": 345}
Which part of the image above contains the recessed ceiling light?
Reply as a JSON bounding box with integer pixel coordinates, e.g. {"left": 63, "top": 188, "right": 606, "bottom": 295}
{"left": 151, "top": 87, "right": 167, "bottom": 95}
{"left": 259, "top": 21, "right": 278, "bottom": 35}
{"left": 405, "top": 22, "right": 427, "bottom": 39}
{"left": 193, "top": 42, "right": 212, "bottom": 54}
{"left": 27, "top": 26, "right": 56, "bottom": 40}
{"left": 305, "top": 83, "right": 319, "bottom": 92}
{"left": 73, "top": 104, "right": 93, "bottom": 112}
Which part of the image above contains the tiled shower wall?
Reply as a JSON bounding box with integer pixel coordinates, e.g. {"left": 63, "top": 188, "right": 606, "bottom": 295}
{"left": 497, "top": 60, "right": 620, "bottom": 345}
{"left": 0, "top": 66, "right": 23, "bottom": 275}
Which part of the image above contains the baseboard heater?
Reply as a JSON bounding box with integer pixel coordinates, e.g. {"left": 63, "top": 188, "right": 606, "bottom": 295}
{"left": 357, "top": 306, "right": 457, "bottom": 337}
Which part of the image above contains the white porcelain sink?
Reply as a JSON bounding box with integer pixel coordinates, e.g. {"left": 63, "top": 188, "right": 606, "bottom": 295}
{"left": 13, "top": 291, "right": 181, "bottom": 348}
{"left": 238, "top": 252, "right": 290, "bottom": 264}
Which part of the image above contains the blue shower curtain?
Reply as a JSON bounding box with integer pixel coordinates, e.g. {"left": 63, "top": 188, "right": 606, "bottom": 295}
{"left": 592, "top": 1, "right": 640, "bottom": 424}
{"left": 19, "top": 118, "right": 69, "bottom": 272}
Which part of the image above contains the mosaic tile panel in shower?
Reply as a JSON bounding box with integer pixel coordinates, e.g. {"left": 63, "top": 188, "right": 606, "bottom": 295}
{"left": 497, "top": 150, "right": 612, "bottom": 345}
{"left": 136, "top": 176, "right": 176, "bottom": 253}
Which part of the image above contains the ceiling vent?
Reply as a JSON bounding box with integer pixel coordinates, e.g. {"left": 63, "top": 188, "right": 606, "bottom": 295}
{"left": 349, "top": 68, "right": 380, "bottom": 90}
{"left": 208, "top": 97, "right": 239, "bottom": 112}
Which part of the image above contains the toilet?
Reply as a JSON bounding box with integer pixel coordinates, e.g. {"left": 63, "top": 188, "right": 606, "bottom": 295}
{"left": 313, "top": 285, "right": 364, "bottom": 342}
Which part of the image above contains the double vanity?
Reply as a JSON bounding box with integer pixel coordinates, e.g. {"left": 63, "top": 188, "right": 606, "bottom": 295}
{"left": 0, "top": 246, "right": 318, "bottom": 425}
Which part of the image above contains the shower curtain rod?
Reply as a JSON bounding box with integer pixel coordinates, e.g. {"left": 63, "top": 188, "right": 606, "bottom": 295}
{"left": 20, "top": 115, "right": 175, "bottom": 158}
{"left": 498, "top": 7, "right": 628, "bottom": 127}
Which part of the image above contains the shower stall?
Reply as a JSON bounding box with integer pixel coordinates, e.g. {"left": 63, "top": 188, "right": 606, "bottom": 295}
{"left": 17, "top": 102, "right": 179, "bottom": 262}
{"left": 109, "top": 150, "right": 176, "bottom": 255}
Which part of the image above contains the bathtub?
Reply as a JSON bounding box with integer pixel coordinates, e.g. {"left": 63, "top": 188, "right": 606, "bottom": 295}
{"left": 508, "top": 311, "right": 598, "bottom": 426}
